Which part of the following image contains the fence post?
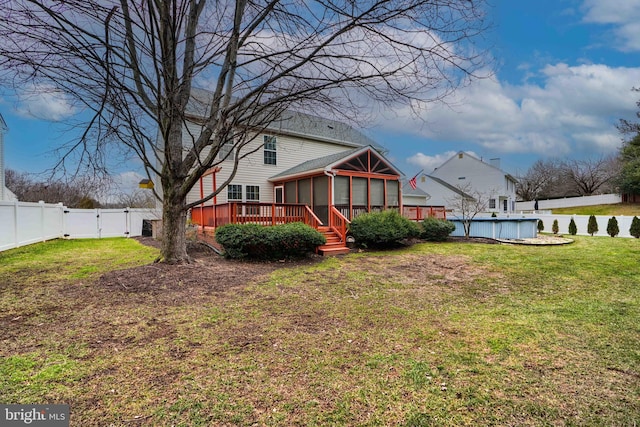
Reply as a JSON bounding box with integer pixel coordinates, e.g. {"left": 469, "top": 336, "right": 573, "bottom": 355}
{"left": 39, "top": 201, "right": 46, "bottom": 242}
{"left": 13, "top": 200, "right": 19, "bottom": 248}
{"left": 96, "top": 208, "right": 101, "bottom": 239}
{"left": 125, "top": 207, "right": 131, "bottom": 238}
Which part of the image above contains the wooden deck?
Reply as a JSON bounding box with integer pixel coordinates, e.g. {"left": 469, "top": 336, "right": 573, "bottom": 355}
{"left": 190, "top": 202, "right": 445, "bottom": 256}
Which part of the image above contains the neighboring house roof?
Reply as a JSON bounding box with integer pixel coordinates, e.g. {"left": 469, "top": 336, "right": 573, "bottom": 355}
{"left": 402, "top": 181, "right": 429, "bottom": 197}
{"left": 434, "top": 151, "right": 518, "bottom": 183}
{"left": 184, "top": 88, "right": 383, "bottom": 151}
{"left": 426, "top": 175, "right": 475, "bottom": 199}
{"left": 3, "top": 186, "right": 17, "bottom": 201}
{"left": 269, "top": 145, "right": 402, "bottom": 182}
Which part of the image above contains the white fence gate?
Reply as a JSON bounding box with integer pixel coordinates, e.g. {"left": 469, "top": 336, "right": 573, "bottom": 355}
{"left": 0, "top": 200, "right": 161, "bottom": 252}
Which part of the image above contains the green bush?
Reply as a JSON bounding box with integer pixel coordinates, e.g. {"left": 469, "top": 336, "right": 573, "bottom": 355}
{"left": 420, "top": 218, "right": 456, "bottom": 241}
{"left": 630, "top": 216, "right": 640, "bottom": 238}
{"left": 607, "top": 216, "right": 619, "bottom": 237}
{"left": 568, "top": 218, "right": 577, "bottom": 235}
{"left": 215, "top": 222, "right": 326, "bottom": 259}
{"left": 552, "top": 219, "right": 559, "bottom": 234}
{"left": 537, "top": 220, "right": 544, "bottom": 232}
{"left": 587, "top": 215, "right": 598, "bottom": 236}
{"left": 348, "top": 210, "right": 420, "bottom": 248}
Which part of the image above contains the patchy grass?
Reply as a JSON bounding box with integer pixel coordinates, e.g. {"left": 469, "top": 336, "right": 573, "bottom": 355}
{"left": 1, "top": 236, "right": 639, "bottom": 426}
{"left": 552, "top": 203, "right": 640, "bottom": 216}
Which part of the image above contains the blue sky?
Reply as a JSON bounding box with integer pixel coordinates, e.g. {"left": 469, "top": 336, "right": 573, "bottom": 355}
{"left": 2, "top": 0, "right": 640, "bottom": 192}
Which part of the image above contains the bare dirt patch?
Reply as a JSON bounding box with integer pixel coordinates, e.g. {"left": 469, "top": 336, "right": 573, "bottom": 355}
{"left": 96, "top": 237, "right": 323, "bottom": 304}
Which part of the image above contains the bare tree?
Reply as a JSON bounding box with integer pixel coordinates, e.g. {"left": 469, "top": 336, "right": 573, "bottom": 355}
{"left": 560, "top": 156, "right": 620, "bottom": 196}
{"left": 5, "top": 168, "right": 104, "bottom": 207}
{"left": 0, "top": 0, "right": 490, "bottom": 263}
{"left": 446, "top": 184, "right": 488, "bottom": 238}
{"left": 113, "top": 190, "right": 157, "bottom": 209}
{"left": 517, "top": 156, "right": 619, "bottom": 200}
{"left": 618, "top": 88, "right": 640, "bottom": 136}
{"left": 516, "top": 159, "right": 562, "bottom": 201}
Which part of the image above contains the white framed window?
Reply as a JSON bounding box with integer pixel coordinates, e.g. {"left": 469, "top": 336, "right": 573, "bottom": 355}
{"left": 264, "top": 135, "right": 277, "bottom": 165}
{"left": 227, "top": 184, "right": 242, "bottom": 201}
{"left": 218, "top": 140, "right": 235, "bottom": 161}
{"left": 246, "top": 185, "right": 260, "bottom": 202}
{"left": 489, "top": 198, "right": 496, "bottom": 209}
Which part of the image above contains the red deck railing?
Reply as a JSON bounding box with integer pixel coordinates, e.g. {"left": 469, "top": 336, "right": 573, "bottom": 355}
{"left": 402, "top": 205, "right": 447, "bottom": 221}
{"left": 191, "top": 202, "right": 323, "bottom": 229}
{"left": 191, "top": 203, "right": 446, "bottom": 239}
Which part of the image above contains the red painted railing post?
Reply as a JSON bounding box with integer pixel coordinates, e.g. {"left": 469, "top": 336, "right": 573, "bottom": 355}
{"left": 272, "top": 203, "right": 276, "bottom": 225}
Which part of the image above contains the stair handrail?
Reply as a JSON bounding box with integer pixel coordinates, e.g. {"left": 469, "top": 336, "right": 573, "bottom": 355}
{"left": 303, "top": 205, "right": 324, "bottom": 229}
{"left": 329, "top": 206, "right": 350, "bottom": 243}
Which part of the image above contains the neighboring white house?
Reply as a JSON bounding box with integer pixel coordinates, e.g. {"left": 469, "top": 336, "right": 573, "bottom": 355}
{"left": 0, "top": 113, "right": 18, "bottom": 202}
{"left": 416, "top": 151, "right": 518, "bottom": 213}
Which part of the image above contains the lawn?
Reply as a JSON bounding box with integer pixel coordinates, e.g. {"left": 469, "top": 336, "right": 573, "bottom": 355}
{"left": 551, "top": 203, "right": 640, "bottom": 216}
{"left": 1, "top": 236, "right": 638, "bottom": 426}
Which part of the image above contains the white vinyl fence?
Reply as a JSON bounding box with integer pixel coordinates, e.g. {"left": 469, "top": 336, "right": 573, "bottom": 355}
{"left": 534, "top": 213, "right": 636, "bottom": 238}
{"left": 516, "top": 194, "right": 622, "bottom": 211}
{"left": 0, "top": 200, "right": 161, "bottom": 252}
{"left": 512, "top": 194, "right": 638, "bottom": 238}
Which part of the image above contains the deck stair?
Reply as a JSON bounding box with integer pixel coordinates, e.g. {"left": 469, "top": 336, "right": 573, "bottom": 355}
{"left": 316, "top": 226, "right": 350, "bottom": 256}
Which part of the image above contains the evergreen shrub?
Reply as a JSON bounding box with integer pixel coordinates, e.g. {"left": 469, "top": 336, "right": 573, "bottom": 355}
{"left": 215, "top": 222, "right": 326, "bottom": 259}
{"left": 552, "top": 219, "right": 559, "bottom": 234}
{"left": 349, "top": 210, "right": 421, "bottom": 248}
{"left": 537, "top": 219, "right": 544, "bottom": 232}
{"left": 607, "top": 216, "right": 619, "bottom": 237}
{"left": 587, "top": 215, "right": 598, "bottom": 236}
{"left": 630, "top": 216, "right": 640, "bottom": 238}
{"left": 420, "top": 218, "right": 456, "bottom": 241}
{"left": 568, "top": 218, "right": 577, "bottom": 236}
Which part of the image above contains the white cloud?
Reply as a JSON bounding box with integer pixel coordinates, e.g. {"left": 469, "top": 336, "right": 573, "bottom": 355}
{"left": 385, "top": 63, "right": 640, "bottom": 160}
{"left": 581, "top": 0, "right": 640, "bottom": 51}
{"left": 15, "top": 84, "right": 77, "bottom": 121}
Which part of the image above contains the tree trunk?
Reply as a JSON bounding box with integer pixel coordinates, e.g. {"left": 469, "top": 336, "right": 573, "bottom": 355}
{"left": 161, "top": 188, "right": 190, "bottom": 263}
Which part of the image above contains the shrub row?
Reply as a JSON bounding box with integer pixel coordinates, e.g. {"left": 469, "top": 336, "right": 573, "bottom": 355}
{"left": 348, "top": 210, "right": 421, "bottom": 248}
{"left": 217, "top": 211, "right": 459, "bottom": 258}
{"left": 215, "top": 222, "right": 326, "bottom": 259}
{"left": 348, "top": 210, "right": 455, "bottom": 247}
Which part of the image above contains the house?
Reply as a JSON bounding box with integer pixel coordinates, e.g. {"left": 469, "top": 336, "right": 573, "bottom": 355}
{"left": 0, "top": 113, "right": 18, "bottom": 202}
{"left": 416, "top": 151, "right": 518, "bottom": 213}
{"left": 176, "top": 90, "right": 443, "bottom": 254}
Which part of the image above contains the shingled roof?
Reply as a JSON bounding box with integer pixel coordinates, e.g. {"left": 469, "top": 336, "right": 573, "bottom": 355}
{"left": 185, "top": 88, "right": 383, "bottom": 151}
{"left": 269, "top": 147, "right": 363, "bottom": 181}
